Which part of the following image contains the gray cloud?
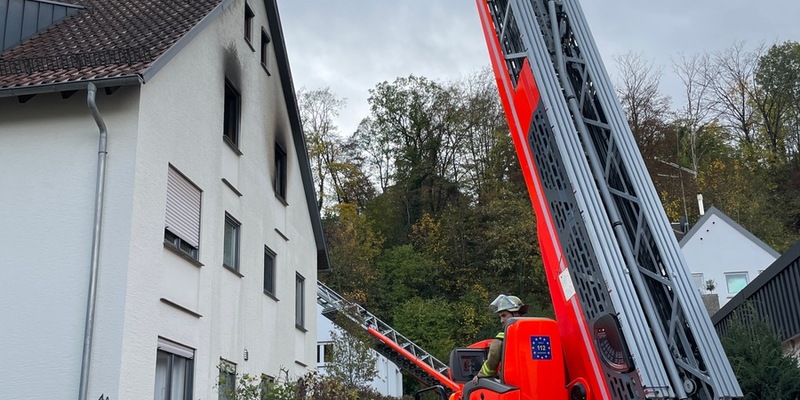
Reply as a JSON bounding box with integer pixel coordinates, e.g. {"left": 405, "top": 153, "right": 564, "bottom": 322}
{"left": 279, "top": 0, "right": 800, "bottom": 135}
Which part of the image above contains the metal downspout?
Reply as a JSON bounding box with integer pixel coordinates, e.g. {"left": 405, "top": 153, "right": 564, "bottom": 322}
{"left": 79, "top": 82, "right": 108, "bottom": 400}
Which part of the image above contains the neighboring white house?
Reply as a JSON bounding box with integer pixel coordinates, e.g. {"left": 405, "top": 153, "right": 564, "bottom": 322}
{"left": 680, "top": 207, "right": 779, "bottom": 306}
{"left": 0, "top": 1, "right": 328, "bottom": 399}
{"left": 315, "top": 305, "right": 404, "bottom": 397}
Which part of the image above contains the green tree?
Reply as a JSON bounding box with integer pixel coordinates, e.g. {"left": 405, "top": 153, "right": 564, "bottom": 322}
{"left": 373, "top": 244, "right": 440, "bottom": 316}
{"left": 392, "top": 297, "right": 456, "bottom": 362}
{"left": 298, "top": 87, "right": 347, "bottom": 210}
{"left": 321, "top": 203, "right": 384, "bottom": 305}
{"left": 365, "top": 75, "right": 466, "bottom": 236}
{"left": 325, "top": 325, "right": 379, "bottom": 390}
{"left": 721, "top": 304, "right": 800, "bottom": 399}
{"left": 754, "top": 41, "right": 800, "bottom": 163}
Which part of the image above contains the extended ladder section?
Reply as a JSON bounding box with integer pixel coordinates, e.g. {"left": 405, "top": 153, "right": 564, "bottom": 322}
{"left": 476, "top": 0, "right": 742, "bottom": 399}
{"left": 316, "top": 281, "right": 456, "bottom": 391}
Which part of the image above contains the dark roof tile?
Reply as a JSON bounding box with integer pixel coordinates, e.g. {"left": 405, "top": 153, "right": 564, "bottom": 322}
{"left": 0, "top": 0, "right": 222, "bottom": 91}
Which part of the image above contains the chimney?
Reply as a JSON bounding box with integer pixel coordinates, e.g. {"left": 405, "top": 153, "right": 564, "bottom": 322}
{"left": 697, "top": 193, "right": 705, "bottom": 216}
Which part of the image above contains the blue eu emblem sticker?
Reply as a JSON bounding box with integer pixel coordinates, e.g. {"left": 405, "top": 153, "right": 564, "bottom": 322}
{"left": 531, "top": 336, "right": 552, "bottom": 360}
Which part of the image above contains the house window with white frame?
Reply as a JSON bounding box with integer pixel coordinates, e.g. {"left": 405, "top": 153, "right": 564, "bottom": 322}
{"left": 691, "top": 273, "right": 704, "bottom": 291}
{"left": 223, "top": 213, "right": 241, "bottom": 272}
{"left": 164, "top": 166, "right": 202, "bottom": 260}
{"left": 154, "top": 338, "right": 195, "bottom": 400}
{"left": 725, "top": 272, "right": 748, "bottom": 295}
{"left": 317, "top": 342, "right": 334, "bottom": 364}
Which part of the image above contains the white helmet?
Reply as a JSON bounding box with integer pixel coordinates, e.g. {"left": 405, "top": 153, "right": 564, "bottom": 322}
{"left": 490, "top": 294, "right": 528, "bottom": 315}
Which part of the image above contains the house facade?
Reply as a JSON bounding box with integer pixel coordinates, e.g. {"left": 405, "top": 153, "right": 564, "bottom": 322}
{"left": 315, "top": 305, "right": 404, "bottom": 397}
{"left": 0, "top": 1, "right": 328, "bottom": 399}
{"left": 679, "top": 207, "right": 779, "bottom": 306}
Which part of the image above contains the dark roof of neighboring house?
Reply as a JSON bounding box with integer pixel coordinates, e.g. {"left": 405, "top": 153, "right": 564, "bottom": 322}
{"left": 712, "top": 240, "right": 800, "bottom": 342}
{"left": 679, "top": 206, "right": 780, "bottom": 258}
{"left": 0, "top": 0, "right": 331, "bottom": 271}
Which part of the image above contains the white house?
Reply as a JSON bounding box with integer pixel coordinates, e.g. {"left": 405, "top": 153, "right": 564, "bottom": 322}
{"left": 680, "top": 207, "right": 779, "bottom": 306}
{"left": 0, "top": 1, "right": 328, "bottom": 399}
{"left": 315, "top": 305, "right": 404, "bottom": 397}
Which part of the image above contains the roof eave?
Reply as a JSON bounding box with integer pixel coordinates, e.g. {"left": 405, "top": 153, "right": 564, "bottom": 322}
{"left": 0, "top": 75, "right": 143, "bottom": 98}
{"left": 264, "top": 0, "right": 331, "bottom": 272}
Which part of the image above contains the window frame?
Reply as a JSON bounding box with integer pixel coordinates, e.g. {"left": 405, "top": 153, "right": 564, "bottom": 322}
{"left": 244, "top": 3, "right": 255, "bottom": 46}
{"left": 218, "top": 359, "right": 237, "bottom": 400}
{"left": 164, "top": 166, "right": 202, "bottom": 261}
{"left": 725, "top": 272, "right": 749, "bottom": 295}
{"left": 223, "top": 213, "right": 241, "bottom": 273}
{"left": 264, "top": 246, "right": 276, "bottom": 297}
{"left": 260, "top": 27, "right": 271, "bottom": 72}
{"left": 295, "top": 273, "right": 305, "bottom": 330}
{"left": 154, "top": 338, "right": 195, "bottom": 400}
{"left": 259, "top": 374, "right": 275, "bottom": 397}
{"left": 275, "top": 142, "right": 287, "bottom": 203}
{"left": 223, "top": 78, "right": 242, "bottom": 150}
{"left": 691, "top": 272, "right": 704, "bottom": 291}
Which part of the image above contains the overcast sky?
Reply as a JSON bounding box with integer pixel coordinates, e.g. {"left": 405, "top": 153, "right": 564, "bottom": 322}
{"left": 278, "top": 1, "right": 800, "bottom": 136}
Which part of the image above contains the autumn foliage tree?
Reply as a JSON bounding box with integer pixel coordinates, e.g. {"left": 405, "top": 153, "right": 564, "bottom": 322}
{"left": 301, "top": 40, "right": 800, "bottom": 396}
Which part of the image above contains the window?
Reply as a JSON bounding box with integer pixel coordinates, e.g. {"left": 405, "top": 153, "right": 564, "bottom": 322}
{"left": 275, "top": 142, "right": 287, "bottom": 201}
{"left": 725, "top": 272, "right": 748, "bottom": 295}
{"left": 264, "top": 246, "right": 276, "bottom": 296}
{"left": 218, "top": 360, "right": 236, "bottom": 400}
{"left": 260, "top": 28, "right": 271, "bottom": 69}
{"left": 316, "top": 342, "right": 333, "bottom": 364}
{"left": 244, "top": 3, "right": 254, "bottom": 44}
{"left": 223, "top": 213, "right": 241, "bottom": 272}
{"left": 223, "top": 79, "right": 241, "bottom": 148}
{"left": 165, "top": 166, "right": 201, "bottom": 260}
{"left": 259, "top": 374, "right": 274, "bottom": 397}
{"left": 691, "top": 273, "right": 704, "bottom": 291}
{"left": 324, "top": 343, "right": 333, "bottom": 363}
{"left": 154, "top": 338, "right": 194, "bottom": 400}
{"left": 295, "top": 273, "right": 305, "bottom": 329}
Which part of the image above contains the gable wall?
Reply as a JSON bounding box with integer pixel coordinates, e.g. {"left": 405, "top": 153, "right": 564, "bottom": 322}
{"left": 116, "top": 0, "right": 320, "bottom": 398}
{"left": 0, "top": 86, "right": 142, "bottom": 398}
{"left": 682, "top": 213, "right": 777, "bottom": 304}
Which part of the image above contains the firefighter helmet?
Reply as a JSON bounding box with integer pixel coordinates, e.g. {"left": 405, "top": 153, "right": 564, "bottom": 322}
{"left": 489, "top": 294, "right": 528, "bottom": 315}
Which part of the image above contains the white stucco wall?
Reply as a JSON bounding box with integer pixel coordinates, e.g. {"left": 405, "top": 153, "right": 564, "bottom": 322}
{"left": 681, "top": 213, "right": 778, "bottom": 305}
{"left": 1, "top": 1, "right": 320, "bottom": 399}
{"left": 0, "top": 87, "right": 141, "bottom": 399}
{"left": 316, "top": 305, "right": 404, "bottom": 398}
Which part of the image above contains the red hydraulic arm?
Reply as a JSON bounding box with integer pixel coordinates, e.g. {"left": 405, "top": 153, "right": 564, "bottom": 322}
{"left": 475, "top": 1, "right": 608, "bottom": 398}
{"left": 367, "top": 327, "right": 461, "bottom": 393}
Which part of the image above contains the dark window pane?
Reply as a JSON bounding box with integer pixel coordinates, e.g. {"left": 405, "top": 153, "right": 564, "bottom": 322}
{"left": 295, "top": 274, "right": 304, "bottom": 327}
{"left": 244, "top": 3, "right": 254, "bottom": 42}
{"left": 223, "top": 214, "right": 240, "bottom": 270}
{"left": 275, "top": 143, "right": 287, "bottom": 200}
{"left": 264, "top": 248, "right": 275, "bottom": 295}
{"left": 223, "top": 80, "right": 241, "bottom": 146}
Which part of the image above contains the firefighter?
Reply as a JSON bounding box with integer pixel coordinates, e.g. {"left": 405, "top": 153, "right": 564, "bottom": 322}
{"left": 471, "top": 294, "right": 528, "bottom": 385}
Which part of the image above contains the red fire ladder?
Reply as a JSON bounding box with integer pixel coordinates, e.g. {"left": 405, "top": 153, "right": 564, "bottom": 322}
{"left": 316, "top": 281, "right": 459, "bottom": 392}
